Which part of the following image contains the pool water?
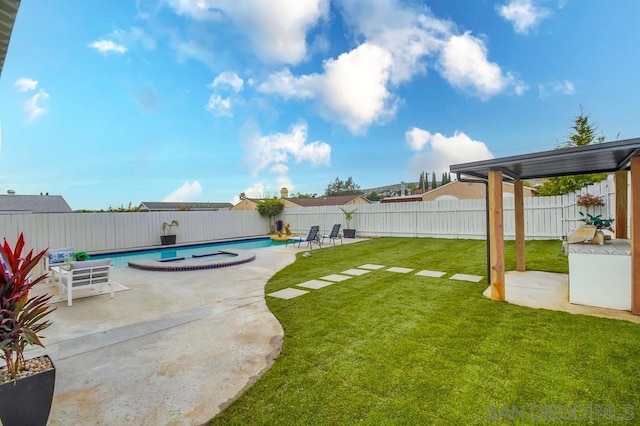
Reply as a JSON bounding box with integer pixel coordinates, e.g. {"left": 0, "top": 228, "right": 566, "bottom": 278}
{"left": 91, "top": 238, "right": 274, "bottom": 268}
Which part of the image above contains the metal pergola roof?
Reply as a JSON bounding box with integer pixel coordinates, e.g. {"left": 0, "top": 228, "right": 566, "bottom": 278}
{"left": 0, "top": 0, "right": 20, "bottom": 79}
{"left": 450, "top": 137, "right": 640, "bottom": 181}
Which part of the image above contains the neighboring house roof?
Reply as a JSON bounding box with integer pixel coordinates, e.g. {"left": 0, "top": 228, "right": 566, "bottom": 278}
{"left": 380, "top": 194, "right": 423, "bottom": 203}
{"left": 231, "top": 198, "right": 301, "bottom": 209}
{"left": 381, "top": 180, "right": 537, "bottom": 203}
{"left": 0, "top": 0, "right": 20, "bottom": 79}
{"left": 139, "top": 202, "right": 233, "bottom": 211}
{"left": 0, "top": 194, "right": 73, "bottom": 213}
{"left": 231, "top": 195, "right": 371, "bottom": 210}
{"left": 285, "top": 195, "right": 371, "bottom": 207}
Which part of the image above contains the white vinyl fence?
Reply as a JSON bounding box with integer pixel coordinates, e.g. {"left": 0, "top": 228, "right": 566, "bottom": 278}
{"left": 0, "top": 210, "right": 268, "bottom": 253}
{"left": 281, "top": 175, "right": 624, "bottom": 240}
{"left": 0, "top": 175, "right": 627, "bottom": 254}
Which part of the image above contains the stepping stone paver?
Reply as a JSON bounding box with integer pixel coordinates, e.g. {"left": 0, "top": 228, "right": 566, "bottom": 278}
{"left": 341, "top": 269, "right": 371, "bottom": 276}
{"left": 267, "top": 288, "right": 309, "bottom": 299}
{"left": 449, "top": 273, "right": 483, "bottom": 283}
{"left": 386, "top": 267, "right": 414, "bottom": 274}
{"left": 297, "top": 279, "right": 334, "bottom": 289}
{"left": 320, "top": 274, "right": 352, "bottom": 282}
{"left": 358, "top": 264, "right": 385, "bottom": 270}
{"left": 416, "top": 270, "right": 447, "bottom": 278}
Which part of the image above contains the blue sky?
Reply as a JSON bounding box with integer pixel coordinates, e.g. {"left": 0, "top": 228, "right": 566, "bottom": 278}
{"left": 1, "top": 0, "right": 638, "bottom": 210}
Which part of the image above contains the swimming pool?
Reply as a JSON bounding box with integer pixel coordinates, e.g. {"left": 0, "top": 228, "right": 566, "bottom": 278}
{"left": 91, "top": 237, "right": 274, "bottom": 268}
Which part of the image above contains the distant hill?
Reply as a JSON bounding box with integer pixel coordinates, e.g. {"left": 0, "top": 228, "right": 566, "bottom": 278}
{"left": 362, "top": 182, "right": 421, "bottom": 197}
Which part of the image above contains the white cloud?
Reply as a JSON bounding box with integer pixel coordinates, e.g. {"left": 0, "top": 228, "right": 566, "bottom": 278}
{"left": 25, "top": 90, "right": 49, "bottom": 121}
{"left": 243, "top": 182, "right": 266, "bottom": 198}
{"left": 209, "top": 71, "right": 244, "bottom": 92}
{"left": 258, "top": 69, "right": 317, "bottom": 99}
{"left": 232, "top": 178, "right": 295, "bottom": 205}
{"left": 172, "top": 38, "right": 216, "bottom": 68}
{"left": 319, "top": 44, "right": 396, "bottom": 133}
{"left": 271, "top": 163, "right": 289, "bottom": 175}
{"left": 337, "top": 0, "right": 449, "bottom": 85}
{"left": 124, "top": 27, "right": 157, "bottom": 50}
{"left": 89, "top": 40, "right": 128, "bottom": 54}
{"left": 205, "top": 94, "right": 232, "bottom": 116}
{"left": 243, "top": 122, "right": 331, "bottom": 177}
{"left": 538, "top": 80, "right": 575, "bottom": 98}
{"left": 14, "top": 78, "right": 38, "bottom": 92}
{"left": 88, "top": 27, "right": 154, "bottom": 57}
{"left": 406, "top": 129, "right": 494, "bottom": 175}
{"left": 405, "top": 127, "right": 430, "bottom": 151}
{"left": 258, "top": 0, "right": 525, "bottom": 133}
{"left": 439, "top": 32, "right": 527, "bottom": 99}
{"left": 497, "top": 0, "right": 550, "bottom": 34}
{"left": 163, "top": 181, "right": 203, "bottom": 202}
{"left": 166, "top": 0, "right": 329, "bottom": 64}
{"left": 259, "top": 43, "right": 396, "bottom": 134}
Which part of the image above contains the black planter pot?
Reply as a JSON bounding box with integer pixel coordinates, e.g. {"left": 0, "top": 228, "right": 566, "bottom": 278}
{"left": 160, "top": 235, "right": 177, "bottom": 245}
{"left": 0, "top": 355, "right": 56, "bottom": 426}
{"left": 343, "top": 229, "right": 356, "bottom": 239}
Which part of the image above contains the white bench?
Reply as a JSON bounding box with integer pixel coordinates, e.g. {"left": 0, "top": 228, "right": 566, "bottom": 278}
{"left": 57, "top": 259, "right": 113, "bottom": 306}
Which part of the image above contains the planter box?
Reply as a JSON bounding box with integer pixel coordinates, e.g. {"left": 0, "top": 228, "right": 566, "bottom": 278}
{"left": 567, "top": 239, "right": 631, "bottom": 310}
{"left": 0, "top": 355, "right": 56, "bottom": 426}
{"left": 160, "top": 235, "right": 177, "bottom": 245}
{"left": 343, "top": 229, "right": 356, "bottom": 239}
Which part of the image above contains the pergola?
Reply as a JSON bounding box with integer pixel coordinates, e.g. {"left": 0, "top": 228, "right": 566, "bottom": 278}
{"left": 450, "top": 137, "right": 640, "bottom": 315}
{"left": 0, "top": 0, "right": 20, "bottom": 78}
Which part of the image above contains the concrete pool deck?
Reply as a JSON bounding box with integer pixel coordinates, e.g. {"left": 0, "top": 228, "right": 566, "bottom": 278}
{"left": 25, "top": 238, "right": 366, "bottom": 425}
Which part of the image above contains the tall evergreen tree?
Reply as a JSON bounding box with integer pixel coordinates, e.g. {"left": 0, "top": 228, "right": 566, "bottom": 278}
{"left": 431, "top": 172, "right": 437, "bottom": 190}
{"left": 537, "top": 106, "right": 607, "bottom": 196}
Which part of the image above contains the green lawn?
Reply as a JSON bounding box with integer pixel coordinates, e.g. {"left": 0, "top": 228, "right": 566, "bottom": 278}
{"left": 209, "top": 238, "right": 640, "bottom": 425}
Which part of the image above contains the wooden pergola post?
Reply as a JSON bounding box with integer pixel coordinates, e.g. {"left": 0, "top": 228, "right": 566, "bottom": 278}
{"left": 631, "top": 158, "right": 640, "bottom": 315}
{"left": 488, "top": 170, "right": 505, "bottom": 301}
{"left": 514, "top": 180, "right": 526, "bottom": 271}
{"left": 615, "top": 170, "right": 628, "bottom": 239}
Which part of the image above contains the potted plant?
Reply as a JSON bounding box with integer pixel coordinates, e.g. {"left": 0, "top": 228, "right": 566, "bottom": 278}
{"left": 578, "top": 212, "right": 614, "bottom": 244}
{"left": 161, "top": 220, "right": 179, "bottom": 245}
{"left": 0, "top": 233, "right": 56, "bottom": 426}
{"left": 340, "top": 207, "right": 357, "bottom": 239}
{"left": 576, "top": 193, "right": 605, "bottom": 214}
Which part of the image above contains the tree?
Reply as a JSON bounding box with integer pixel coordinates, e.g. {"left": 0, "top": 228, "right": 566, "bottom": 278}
{"left": 537, "top": 107, "right": 607, "bottom": 196}
{"left": 441, "top": 172, "right": 451, "bottom": 186}
{"left": 294, "top": 192, "right": 317, "bottom": 198}
{"left": 418, "top": 172, "right": 426, "bottom": 192}
{"left": 431, "top": 172, "right": 437, "bottom": 190}
{"left": 324, "top": 176, "right": 363, "bottom": 196}
{"left": 256, "top": 198, "right": 284, "bottom": 231}
{"left": 367, "top": 191, "right": 383, "bottom": 201}
{"left": 239, "top": 192, "right": 247, "bottom": 200}
{"left": 562, "top": 105, "right": 605, "bottom": 148}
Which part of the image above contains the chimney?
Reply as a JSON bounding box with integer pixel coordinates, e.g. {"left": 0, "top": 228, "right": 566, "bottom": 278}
{"left": 280, "top": 187, "right": 289, "bottom": 199}
{"left": 7, "top": 189, "right": 15, "bottom": 195}
{"left": 400, "top": 181, "right": 405, "bottom": 197}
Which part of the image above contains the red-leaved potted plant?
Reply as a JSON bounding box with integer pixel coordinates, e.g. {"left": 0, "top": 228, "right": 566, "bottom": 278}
{"left": 0, "top": 233, "right": 56, "bottom": 426}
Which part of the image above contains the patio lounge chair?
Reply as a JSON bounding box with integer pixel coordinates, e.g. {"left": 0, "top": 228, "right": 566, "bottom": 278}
{"left": 321, "top": 224, "right": 342, "bottom": 246}
{"left": 286, "top": 225, "right": 321, "bottom": 250}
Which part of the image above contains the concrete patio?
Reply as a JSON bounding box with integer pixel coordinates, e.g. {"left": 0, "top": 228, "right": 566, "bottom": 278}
{"left": 484, "top": 270, "right": 640, "bottom": 324}
{"left": 25, "top": 238, "right": 365, "bottom": 425}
